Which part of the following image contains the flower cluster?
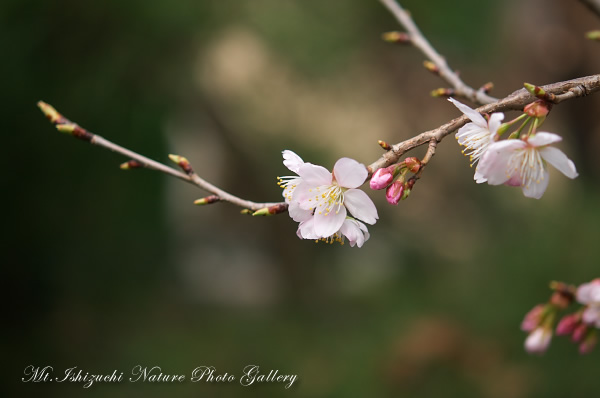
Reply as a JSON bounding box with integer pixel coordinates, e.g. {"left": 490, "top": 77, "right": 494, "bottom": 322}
{"left": 521, "top": 279, "right": 600, "bottom": 355}
{"left": 449, "top": 97, "right": 578, "bottom": 199}
{"left": 277, "top": 150, "right": 378, "bottom": 247}
{"left": 369, "top": 157, "right": 420, "bottom": 205}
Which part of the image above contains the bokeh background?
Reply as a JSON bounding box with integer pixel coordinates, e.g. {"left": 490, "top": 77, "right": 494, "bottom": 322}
{"left": 4, "top": 0, "right": 600, "bottom": 397}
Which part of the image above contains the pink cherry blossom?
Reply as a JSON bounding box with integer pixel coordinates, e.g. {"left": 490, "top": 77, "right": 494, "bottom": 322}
{"left": 449, "top": 97, "right": 504, "bottom": 168}
{"left": 385, "top": 180, "right": 404, "bottom": 205}
{"left": 370, "top": 166, "right": 395, "bottom": 190}
{"left": 292, "top": 157, "right": 378, "bottom": 238}
{"left": 576, "top": 279, "right": 600, "bottom": 328}
{"left": 476, "top": 132, "right": 578, "bottom": 199}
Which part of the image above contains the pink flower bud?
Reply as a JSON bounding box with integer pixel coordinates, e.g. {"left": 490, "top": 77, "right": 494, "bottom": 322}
{"left": 385, "top": 180, "right": 404, "bottom": 205}
{"left": 523, "top": 100, "right": 551, "bottom": 118}
{"left": 572, "top": 323, "right": 588, "bottom": 343}
{"left": 370, "top": 167, "right": 394, "bottom": 190}
{"left": 555, "top": 313, "right": 579, "bottom": 336}
{"left": 521, "top": 304, "right": 545, "bottom": 332}
{"left": 525, "top": 327, "right": 552, "bottom": 354}
{"left": 404, "top": 157, "right": 421, "bottom": 173}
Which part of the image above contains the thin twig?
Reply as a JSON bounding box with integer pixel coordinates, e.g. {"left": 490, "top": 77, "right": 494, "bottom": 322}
{"left": 37, "top": 101, "right": 286, "bottom": 212}
{"left": 379, "top": 0, "right": 497, "bottom": 105}
{"left": 580, "top": 0, "right": 600, "bottom": 18}
{"left": 367, "top": 74, "right": 600, "bottom": 173}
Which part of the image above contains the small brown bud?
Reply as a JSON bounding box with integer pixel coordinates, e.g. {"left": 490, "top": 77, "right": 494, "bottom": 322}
{"left": 194, "top": 195, "right": 220, "bottom": 205}
{"left": 168, "top": 154, "right": 193, "bottom": 174}
{"left": 382, "top": 31, "right": 411, "bottom": 44}
{"left": 524, "top": 100, "right": 551, "bottom": 118}
{"left": 120, "top": 160, "right": 143, "bottom": 170}
{"left": 480, "top": 82, "right": 494, "bottom": 93}
{"left": 378, "top": 140, "right": 391, "bottom": 151}
{"left": 423, "top": 60, "right": 439, "bottom": 74}
{"left": 431, "top": 88, "right": 455, "bottom": 98}
{"left": 404, "top": 157, "right": 421, "bottom": 173}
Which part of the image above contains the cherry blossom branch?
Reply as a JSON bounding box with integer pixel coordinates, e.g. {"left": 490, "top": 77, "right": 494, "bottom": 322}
{"left": 37, "top": 101, "right": 287, "bottom": 213}
{"left": 367, "top": 74, "right": 600, "bottom": 173}
{"left": 379, "top": 0, "right": 497, "bottom": 105}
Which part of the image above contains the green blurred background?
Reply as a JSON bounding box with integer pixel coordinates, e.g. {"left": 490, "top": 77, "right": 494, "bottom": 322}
{"left": 4, "top": 0, "right": 600, "bottom": 397}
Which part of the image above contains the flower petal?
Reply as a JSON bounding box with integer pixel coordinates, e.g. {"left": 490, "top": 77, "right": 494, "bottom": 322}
{"left": 298, "top": 163, "right": 332, "bottom": 186}
{"left": 473, "top": 167, "right": 487, "bottom": 183}
{"left": 333, "top": 158, "right": 368, "bottom": 189}
{"left": 477, "top": 140, "right": 526, "bottom": 185}
{"left": 487, "top": 112, "right": 504, "bottom": 135}
{"left": 282, "top": 150, "right": 304, "bottom": 173}
{"left": 539, "top": 147, "right": 578, "bottom": 179}
{"left": 340, "top": 219, "right": 367, "bottom": 247}
{"left": 448, "top": 97, "right": 487, "bottom": 128}
{"left": 527, "top": 132, "right": 562, "bottom": 147}
{"left": 297, "top": 217, "right": 318, "bottom": 239}
{"left": 313, "top": 206, "right": 346, "bottom": 237}
{"left": 521, "top": 169, "right": 550, "bottom": 199}
{"left": 288, "top": 201, "right": 313, "bottom": 222}
{"left": 343, "top": 189, "right": 378, "bottom": 224}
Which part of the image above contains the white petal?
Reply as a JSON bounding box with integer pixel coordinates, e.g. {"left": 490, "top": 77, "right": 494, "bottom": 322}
{"left": 539, "top": 147, "right": 578, "bottom": 179}
{"left": 292, "top": 183, "right": 314, "bottom": 210}
{"left": 343, "top": 189, "right": 378, "bottom": 225}
{"left": 298, "top": 217, "right": 318, "bottom": 239}
{"left": 282, "top": 150, "right": 304, "bottom": 173}
{"left": 521, "top": 169, "right": 550, "bottom": 199}
{"left": 582, "top": 306, "right": 600, "bottom": 326}
{"left": 487, "top": 112, "right": 504, "bottom": 135}
{"left": 455, "top": 123, "right": 486, "bottom": 146}
{"left": 298, "top": 163, "right": 332, "bottom": 186}
{"left": 313, "top": 206, "right": 346, "bottom": 237}
{"left": 577, "top": 283, "right": 595, "bottom": 304}
{"left": 477, "top": 140, "right": 526, "bottom": 185}
{"left": 333, "top": 158, "right": 368, "bottom": 189}
{"left": 448, "top": 97, "right": 487, "bottom": 128}
{"left": 473, "top": 168, "right": 487, "bottom": 183}
{"left": 528, "top": 132, "right": 562, "bottom": 147}
{"left": 288, "top": 201, "right": 312, "bottom": 223}
{"left": 340, "top": 219, "right": 367, "bottom": 248}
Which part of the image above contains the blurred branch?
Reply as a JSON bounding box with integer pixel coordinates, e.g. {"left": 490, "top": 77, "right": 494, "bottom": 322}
{"left": 379, "top": 0, "right": 497, "bottom": 105}
{"left": 580, "top": 0, "right": 600, "bottom": 18}
{"left": 37, "top": 101, "right": 286, "bottom": 213}
{"left": 367, "top": 74, "right": 600, "bottom": 173}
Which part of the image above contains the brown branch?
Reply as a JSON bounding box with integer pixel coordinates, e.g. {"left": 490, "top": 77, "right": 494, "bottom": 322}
{"left": 580, "top": 0, "right": 600, "bottom": 18}
{"left": 379, "top": 0, "right": 497, "bottom": 105}
{"left": 367, "top": 74, "right": 600, "bottom": 173}
{"left": 37, "top": 101, "right": 286, "bottom": 213}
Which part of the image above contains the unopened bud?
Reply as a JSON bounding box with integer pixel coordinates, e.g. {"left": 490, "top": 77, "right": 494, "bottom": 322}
{"left": 521, "top": 304, "right": 546, "bottom": 332}
{"left": 480, "top": 82, "right": 494, "bottom": 93}
{"left": 524, "top": 83, "right": 555, "bottom": 102}
{"left": 240, "top": 209, "right": 253, "bottom": 215}
{"left": 549, "top": 291, "right": 571, "bottom": 309}
{"left": 525, "top": 327, "right": 552, "bottom": 354}
{"left": 555, "top": 313, "right": 580, "bottom": 336}
{"left": 423, "top": 60, "right": 439, "bottom": 74}
{"left": 404, "top": 157, "right": 421, "bottom": 173}
{"left": 194, "top": 195, "right": 220, "bottom": 205}
{"left": 431, "top": 88, "right": 455, "bottom": 98}
{"left": 168, "top": 154, "right": 193, "bottom": 174}
{"left": 378, "top": 140, "right": 391, "bottom": 150}
{"left": 56, "top": 124, "right": 76, "bottom": 134}
{"left": 524, "top": 100, "right": 551, "bottom": 118}
{"left": 586, "top": 30, "right": 600, "bottom": 41}
{"left": 37, "top": 101, "right": 63, "bottom": 124}
{"left": 572, "top": 323, "right": 588, "bottom": 343}
{"left": 382, "top": 31, "right": 411, "bottom": 44}
{"left": 252, "top": 203, "right": 288, "bottom": 216}
{"left": 120, "top": 160, "right": 143, "bottom": 170}
{"left": 385, "top": 180, "right": 404, "bottom": 205}
{"left": 370, "top": 167, "right": 394, "bottom": 190}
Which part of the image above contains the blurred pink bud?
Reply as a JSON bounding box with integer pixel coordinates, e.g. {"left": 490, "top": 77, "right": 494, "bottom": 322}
{"left": 370, "top": 167, "right": 394, "bottom": 190}
{"left": 572, "top": 323, "right": 588, "bottom": 343}
{"left": 555, "top": 313, "right": 579, "bottom": 336}
{"left": 523, "top": 100, "right": 551, "bottom": 118}
{"left": 579, "top": 331, "right": 598, "bottom": 354}
{"left": 525, "top": 327, "right": 552, "bottom": 354}
{"left": 521, "top": 304, "right": 545, "bottom": 332}
{"left": 385, "top": 180, "right": 404, "bottom": 205}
